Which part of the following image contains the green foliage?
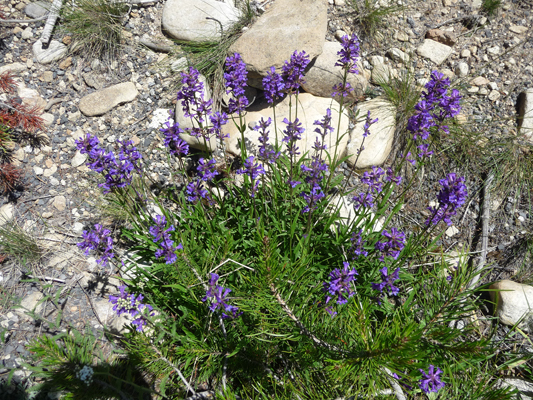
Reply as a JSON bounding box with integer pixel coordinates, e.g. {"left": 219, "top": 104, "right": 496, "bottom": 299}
{"left": 0, "top": 220, "right": 42, "bottom": 265}
{"left": 482, "top": 0, "right": 502, "bottom": 16}
{"left": 59, "top": 0, "right": 129, "bottom": 63}
{"left": 348, "top": 0, "right": 404, "bottom": 37}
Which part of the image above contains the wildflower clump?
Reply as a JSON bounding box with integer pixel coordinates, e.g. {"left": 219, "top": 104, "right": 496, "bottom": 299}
{"left": 109, "top": 285, "right": 155, "bottom": 332}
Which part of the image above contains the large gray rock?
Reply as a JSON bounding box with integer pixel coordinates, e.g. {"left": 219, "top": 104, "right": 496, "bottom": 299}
{"left": 162, "top": 0, "right": 240, "bottom": 42}
{"left": 346, "top": 97, "right": 396, "bottom": 168}
{"left": 489, "top": 280, "right": 533, "bottom": 329}
{"left": 301, "top": 41, "right": 369, "bottom": 100}
{"left": 0, "top": 63, "right": 27, "bottom": 75}
{"left": 222, "top": 92, "right": 351, "bottom": 160}
{"left": 417, "top": 39, "right": 453, "bottom": 65}
{"left": 230, "top": 0, "right": 327, "bottom": 85}
{"left": 32, "top": 39, "right": 67, "bottom": 64}
{"left": 79, "top": 82, "right": 138, "bottom": 116}
{"left": 25, "top": 1, "right": 50, "bottom": 18}
{"left": 517, "top": 89, "right": 533, "bottom": 142}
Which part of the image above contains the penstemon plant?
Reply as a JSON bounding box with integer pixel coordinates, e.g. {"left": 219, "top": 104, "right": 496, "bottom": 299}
{"left": 26, "top": 34, "right": 517, "bottom": 400}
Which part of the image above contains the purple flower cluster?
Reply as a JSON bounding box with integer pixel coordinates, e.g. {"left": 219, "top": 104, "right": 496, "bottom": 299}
{"left": 363, "top": 110, "right": 378, "bottom": 138}
{"left": 375, "top": 228, "right": 406, "bottom": 261}
{"left": 335, "top": 33, "right": 360, "bottom": 74}
{"left": 361, "top": 166, "right": 385, "bottom": 193}
{"left": 149, "top": 215, "right": 182, "bottom": 264}
{"left": 426, "top": 173, "right": 467, "bottom": 226}
{"left": 282, "top": 117, "right": 304, "bottom": 157}
{"left": 161, "top": 119, "right": 189, "bottom": 157}
{"left": 109, "top": 285, "right": 155, "bottom": 332}
{"left": 349, "top": 229, "right": 368, "bottom": 259}
{"left": 323, "top": 262, "right": 358, "bottom": 317}
{"left": 419, "top": 365, "right": 445, "bottom": 394}
{"left": 202, "top": 273, "right": 241, "bottom": 319}
{"left": 186, "top": 180, "right": 210, "bottom": 204}
{"left": 255, "top": 117, "right": 279, "bottom": 163}
{"left": 407, "top": 70, "right": 461, "bottom": 142}
{"left": 384, "top": 167, "right": 402, "bottom": 186}
{"left": 224, "top": 53, "right": 249, "bottom": 114}
{"left": 197, "top": 158, "right": 219, "bottom": 182}
{"left": 236, "top": 156, "right": 265, "bottom": 197}
{"left": 77, "top": 224, "right": 114, "bottom": 267}
{"left": 177, "top": 67, "right": 213, "bottom": 124}
{"left": 281, "top": 50, "right": 310, "bottom": 93}
{"left": 263, "top": 66, "right": 285, "bottom": 104}
{"left": 75, "top": 134, "right": 142, "bottom": 194}
{"left": 372, "top": 267, "right": 400, "bottom": 297}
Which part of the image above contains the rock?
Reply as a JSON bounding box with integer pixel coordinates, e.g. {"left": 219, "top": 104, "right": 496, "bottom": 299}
{"left": 455, "top": 62, "right": 469, "bottom": 78}
{"left": 139, "top": 35, "right": 174, "bottom": 53}
{"left": 470, "top": 76, "right": 489, "bottom": 86}
{"left": 79, "top": 82, "right": 138, "bottom": 117}
{"left": 93, "top": 299, "right": 133, "bottom": 334}
{"left": 21, "top": 27, "right": 34, "bottom": 40}
{"left": 371, "top": 62, "right": 395, "bottom": 84}
{"left": 16, "top": 82, "right": 47, "bottom": 111}
{"left": 509, "top": 25, "right": 528, "bottom": 35}
{"left": 79, "top": 271, "right": 120, "bottom": 294}
{"left": 82, "top": 73, "right": 104, "bottom": 90}
{"left": 222, "top": 92, "right": 351, "bottom": 160}
{"left": 42, "top": 71, "right": 54, "bottom": 82}
{"left": 327, "top": 195, "right": 383, "bottom": 233}
{"left": 16, "top": 292, "right": 44, "bottom": 321}
{"left": 488, "top": 90, "right": 500, "bottom": 101}
{"left": 58, "top": 57, "right": 72, "bottom": 70}
{"left": 301, "top": 41, "right": 369, "bottom": 100}
{"left": 33, "top": 166, "right": 44, "bottom": 175}
{"left": 487, "top": 46, "right": 500, "bottom": 55}
{"left": 229, "top": 0, "right": 327, "bottom": 85}
{"left": 25, "top": 1, "right": 49, "bottom": 18}
{"left": 170, "top": 57, "right": 189, "bottom": 73}
{"left": 417, "top": 39, "right": 453, "bottom": 65}
{"left": 496, "top": 378, "right": 533, "bottom": 400}
{"left": 386, "top": 48, "right": 409, "bottom": 64}
{"left": 162, "top": 0, "right": 240, "bottom": 42}
{"left": 73, "top": 222, "right": 84, "bottom": 234}
{"left": 460, "top": 49, "right": 471, "bottom": 58}
{"left": 489, "top": 280, "right": 533, "bottom": 329}
{"left": 32, "top": 39, "right": 67, "bottom": 64}
{"left": 425, "top": 28, "right": 457, "bottom": 46}
{"left": 52, "top": 196, "right": 67, "bottom": 211}
{"left": 0, "top": 63, "right": 27, "bottom": 75}
{"left": 43, "top": 165, "right": 57, "bottom": 177}
{"left": 445, "top": 225, "right": 459, "bottom": 237}
{"left": 346, "top": 97, "right": 396, "bottom": 168}
{"left": 0, "top": 204, "right": 15, "bottom": 226}
{"left": 517, "top": 89, "right": 533, "bottom": 142}
{"left": 394, "top": 31, "right": 409, "bottom": 42}
{"left": 149, "top": 108, "right": 172, "bottom": 130}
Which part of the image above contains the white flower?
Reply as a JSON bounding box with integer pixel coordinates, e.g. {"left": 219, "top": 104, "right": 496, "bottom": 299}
{"left": 76, "top": 365, "right": 94, "bottom": 386}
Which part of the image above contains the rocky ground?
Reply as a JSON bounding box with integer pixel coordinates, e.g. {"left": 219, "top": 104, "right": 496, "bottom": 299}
{"left": 0, "top": 0, "right": 532, "bottom": 398}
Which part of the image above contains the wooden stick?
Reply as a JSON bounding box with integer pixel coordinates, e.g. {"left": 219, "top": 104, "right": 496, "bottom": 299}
{"left": 0, "top": 15, "right": 47, "bottom": 24}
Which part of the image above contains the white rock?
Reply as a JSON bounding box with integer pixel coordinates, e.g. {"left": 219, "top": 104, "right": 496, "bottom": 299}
{"left": 445, "top": 225, "right": 459, "bottom": 237}
{"left": 0, "top": 62, "right": 27, "bottom": 75}
{"left": 71, "top": 151, "right": 87, "bottom": 168}
{"left": 517, "top": 89, "right": 533, "bottom": 142}
{"left": 162, "top": 0, "right": 240, "bottom": 42}
{"left": 73, "top": 222, "right": 84, "bottom": 234}
{"left": 488, "top": 90, "right": 500, "bottom": 101}
{"left": 346, "top": 97, "right": 396, "bottom": 168}
{"left": 32, "top": 39, "right": 67, "bottom": 64}
{"left": 0, "top": 204, "right": 15, "bottom": 226}
{"left": 509, "top": 25, "right": 528, "bottom": 35}
{"left": 149, "top": 108, "right": 172, "bottom": 130}
{"left": 16, "top": 291, "right": 44, "bottom": 321}
{"left": 21, "top": 27, "right": 33, "bottom": 40}
{"left": 497, "top": 378, "right": 533, "bottom": 400}
{"left": 33, "top": 166, "right": 44, "bottom": 175}
{"left": 417, "top": 39, "right": 453, "bottom": 65}
{"left": 386, "top": 48, "right": 409, "bottom": 64}
{"left": 17, "top": 82, "right": 47, "bottom": 111}
{"left": 369, "top": 56, "right": 385, "bottom": 66}
{"left": 455, "top": 61, "right": 469, "bottom": 77}
{"left": 170, "top": 57, "right": 188, "bottom": 73}
{"left": 52, "top": 195, "right": 67, "bottom": 211}
{"left": 489, "top": 280, "right": 533, "bottom": 329}
{"left": 487, "top": 46, "right": 500, "bottom": 55}
{"left": 371, "top": 62, "right": 395, "bottom": 84}
{"left": 79, "top": 82, "right": 138, "bottom": 116}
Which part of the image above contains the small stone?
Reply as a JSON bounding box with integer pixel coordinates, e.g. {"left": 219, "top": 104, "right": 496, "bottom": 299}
{"left": 468, "top": 86, "right": 480, "bottom": 93}
{"left": 394, "top": 31, "right": 409, "bottom": 42}
{"left": 25, "top": 1, "right": 49, "bottom": 18}
{"left": 73, "top": 222, "right": 84, "bottom": 234}
{"left": 386, "top": 47, "right": 409, "bottom": 64}
{"left": 52, "top": 196, "right": 67, "bottom": 211}
{"left": 32, "top": 39, "right": 67, "bottom": 64}
{"left": 417, "top": 39, "right": 453, "bottom": 65}
{"left": 509, "top": 25, "right": 528, "bottom": 35}
{"left": 33, "top": 166, "right": 43, "bottom": 175}
{"left": 79, "top": 82, "right": 138, "bottom": 116}
{"left": 487, "top": 46, "right": 500, "bottom": 55}
{"left": 425, "top": 28, "right": 457, "bottom": 46}
{"left": 16, "top": 292, "right": 44, "bottom": 321}
{"left": 0, "top": 204, "right": 15, "bottom": 226}
{"left": 42, "top": 71, "right": 53, "bottom": 82}
{"left": 42, "top": 212, "right": 53, "bottom": 219}
{"left": 170, "top": 57, "right": 188, "bottom": 73}
{"left": 488, "top": 90, "right": 500, "bottom": 101}
{"left": 43, "top": 165, "right": 57, "bottom": 177}
{"left": 489, "top": 280, "right": 533, "bottom": 330}
{"left": 0, "top": 62, "right": 26, "bottom": 76}
{"left": 470, "top": 76, "right": 490, "bottom": 86}
{"left": 455, "top": 61, "right": 469, "bottom": 77}
{"left": 478, "top": 87, "right": 489, "bottom": 95}
{"left": 445, "top": 226, "right": 459, "bottom": 237}
{"left": 21, "top": 27, "right": 33, "bottom": 40}
{"left": 59, "top": 57, "right": 72, "bottom": 70}
{"left": 488, "top": 82, "right": 498, "bottom": 90}
{"left": 335, "top": 29, "right": 348, "bottom": 41}
{"left": 460, "top": 49, "right": 471, "bottom": 58}
{"left": 71, "top": 151, "right": 87, "bottom": 167}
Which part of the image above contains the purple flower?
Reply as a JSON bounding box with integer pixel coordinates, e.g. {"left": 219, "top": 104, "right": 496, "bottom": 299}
{"left": 332, "top": 81, "right": 354, "bottom": 98}
{"left": 384, "top": 167, "right": 402, "bottom": 185}
{"left": 372, "top": 267, "right": 400, "bottom": 296}
{"left": 301, "top": 184, "right": 325, "bottom": 214}
{"left": 202, "top": 273, "right": 241, "bottom": 319}
{"left": 186, "top": 179, "right": 210, "bottom": 204}
{"left": 375, "top": 228, "right": 406, "bottom": 261}
{"left": 197, "top": 158, "right": 219, "bottom": 182}
{"left": 224, "top": 53, "right": 249, "bottom": 114}
{"left": 77, "top": 224, "right": 114, "bottom": 267}
{"left": 363, "top": 111, "right": 378, "bottom": 137}
{"left": 352, "top": 192, "right": 374, "bottom": 210}
{"left": 209, "top": 111, "right": 229, "bottom": 140}
{"left": 177, "top": 67, "right": 211, "bottom": 121}
{"left": 263, "top": 66, "right": 285, "bottom": 104}
{"left": 282, "top": 117, "right": 304, "bottom": 156}
{"left": 361, "top": 166, "right": 385, "bottom": 193}
{"left": 313, "top": 108, "right": 334, "bottom": 140}
{"left": 161, "top": 119, "right": 189, "bottom": 156}
{"left": 149, "top": 215, "right": 174, "bottom": 243}
{"left": 236, "top": 156, "right": 265, "bottom": 197}
{"left": 323, "top": 262, "right": 358, "bottom": 316}
{"left": 419, "top": 365, "right": 445, "bottom": 394}
{"left": 155, "top": 240, "right": 182, "bottom": 264}
{"left": 255, "top": 117, "right": 280, "bottom": 163}
{"left": 426, "top": 173, "right": 467, "bottom": 226}
{"left": 109, "top": 285, "right": 155, "bottom": 332}
{"left": 281, "top": 50, "right": 310, "bottom": 93}
{"left": 301, "top": 156, "right": 328, "bottom": 188}
{"left": 335, "top": 33, "right": 360, "bottom": 74}
{"left": 349, "top": 229, "right": 368, "bottom": 258}
{"left": 287, "top": 179, "right": 301, "bottom": 188}
{"left": 75, "top": 133, "right": 100, "bottom": 155}
{"left": 417, "top": 143, "right": 434, "bottom": 158}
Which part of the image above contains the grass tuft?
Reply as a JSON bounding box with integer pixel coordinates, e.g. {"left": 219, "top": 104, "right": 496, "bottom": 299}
{"left": 59, "top": 0, "right": 129, "bottom": 63}
{"left": 482, "top": 0, "right": 502, "bottom": 16}
{"left": 0, "top": 219, "right": 42, "bottom": 265}
{"left": 348, "top": 0, "right": 404, "bottom": 37}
